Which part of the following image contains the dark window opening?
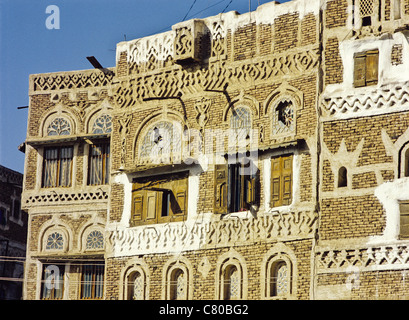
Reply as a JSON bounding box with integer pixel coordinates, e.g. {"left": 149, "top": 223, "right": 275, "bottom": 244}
{"left": 338, "top": 166, "right": 348, "bottom": 188}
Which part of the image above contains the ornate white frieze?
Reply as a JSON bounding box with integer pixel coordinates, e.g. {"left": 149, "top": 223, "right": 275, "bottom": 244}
{"left": 114, "top": 45, "right": 320, "bottom": 107}
{"left": 321, "top": 82, "right": 409, "bottom": 120}
{"left": 106, "top": 210, "right": 317, "bottom": 257}
{"left": 316, "top": 243, "right": 409, "bottom": 273}
{"left": 30, "top": 68, "right": 115, "bottom": 94}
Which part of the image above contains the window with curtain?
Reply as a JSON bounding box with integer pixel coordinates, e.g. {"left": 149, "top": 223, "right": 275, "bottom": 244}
{"left": 41, "top": 264, "right": 65, "bottom": 300}
{"left": 42, "top": 146, "right": 73, "bottom": 188}
{"left": 88, "top": 142, "right": 110, "bottom": 185}
{"left": 80, "top": 263, "right": 104, "bottom": 300}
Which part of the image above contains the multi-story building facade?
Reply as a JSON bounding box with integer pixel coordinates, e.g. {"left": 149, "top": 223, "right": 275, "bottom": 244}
{"left": 0, "top": 165, "right": 26, "bottom": 300}
{"left": 21, "top": 0, "right": 409, "bottom": 300}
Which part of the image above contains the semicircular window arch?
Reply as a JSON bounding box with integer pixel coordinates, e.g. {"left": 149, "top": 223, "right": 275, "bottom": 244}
{"left": 85, "top": 230, "right": 104, "bottom": 250}
{"left": 139, "top": 121, "right": 182, "bottom": 163}
{"left": 92, "top": 114, "right": 112, "bottom": 134}
{"left": 47, "top": 117, "right": 71, "bottom": 136}
{"left": 272, "top": 99, "right": 295, "bottom": 135}
{"left": 45, "top": 231, "right": 64, "bottom": 250}
{"left": 230, "top": 105, "right": 252, "bottom": 141}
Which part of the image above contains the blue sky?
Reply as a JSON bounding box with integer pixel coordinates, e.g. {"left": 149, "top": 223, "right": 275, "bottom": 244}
{"left": 0, "top": 0, "right": 288, "bottom": 174}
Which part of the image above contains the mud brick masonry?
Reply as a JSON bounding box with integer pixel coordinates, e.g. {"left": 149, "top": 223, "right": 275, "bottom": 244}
{"left": 21, "top": 0, "right": 409, "bottom": 299}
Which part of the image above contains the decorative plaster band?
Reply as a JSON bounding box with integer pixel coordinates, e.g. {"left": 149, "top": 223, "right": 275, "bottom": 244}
{"left": 316, "top": 243, "right": 409, "bottom": 273}
{"left": 106, "top": 210, "right": 317, "bottom": 257}
{"left": 322, "top": 82, "right": 409, "bottom": 120}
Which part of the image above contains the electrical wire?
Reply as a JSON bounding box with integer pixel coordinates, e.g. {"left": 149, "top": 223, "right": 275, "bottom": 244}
{"left": 183, "top": 0, "right": 199, "bottom": 21}
{"left": 221, "top": 0, "right": 233, "bottom": 13}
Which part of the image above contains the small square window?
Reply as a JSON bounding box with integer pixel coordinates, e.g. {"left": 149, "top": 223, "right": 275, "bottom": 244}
{"left": 354, "top": 50, "right": 379, "bottom": 87}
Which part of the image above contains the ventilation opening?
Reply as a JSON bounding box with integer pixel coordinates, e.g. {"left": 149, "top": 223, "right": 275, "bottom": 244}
{"left": 338, "top": 167, "right": 348, "bottom": 188}
{"left": 362, "top": 16, "right": 372, "bottom": 26}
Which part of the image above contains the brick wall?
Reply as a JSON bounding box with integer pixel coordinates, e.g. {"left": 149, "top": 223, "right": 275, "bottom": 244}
{"left": 317, "top": 270, "right": 409, "bottom": 299}
{"left": 105, "top": 239, "right": 313, "bottom": 300}
{"left": 325, "top": 38, "right": 343, "bottom": 86}
{"left": 109, "top": 183, "right": 124, "bottom": 222}
{"left": 325, "top": 0, "right": 348, "bottom": 28}
{"left": 320, "top": 195, "right": 385, "bottom": 240}
{"left": 274, "top": 13, "right": 299, "bottom": 53}
{"left": 233, "top": 23, "right": 257, "bottom": 61}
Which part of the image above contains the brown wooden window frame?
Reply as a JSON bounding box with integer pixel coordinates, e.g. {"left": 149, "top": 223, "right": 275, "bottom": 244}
{"left": 400, "top": 201, "right": 409, "bottom": 239}
{"left": 88, "top": 141, "right": 110, "bottom": 186}
{"left": 131, "top": 171, "right": 188, "bottom": 227}
{"left": 41, "top": 263, "right": 65, "bottom": 300}
{"left": 270, "top": 155, "right": 293, "bottom": 208}
{"left": 353, "top": 49, "right": 379, "bottom": 88}
{"left": 80, "top": 262, "right": 105, "bottom": 300}
{"left": 214, "top": 158, "right": 257, "bottom": 214}
{"left": 42, "top": 146, "right": 73, "bottom": 188}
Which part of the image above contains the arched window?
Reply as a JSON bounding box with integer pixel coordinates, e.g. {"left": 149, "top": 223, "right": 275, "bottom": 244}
{"left": 230, "top": 106, "right": 251, "bottom": 141}
{"left": 139, "top": 121, "right": 182, "bottom": 164}
{"left": 92, "top": 114, "right": 112, "bottom": 134}
{"left": 272, "top": 100, "right": 295, "bottom": 135}
{"left": 223, "top": 265, "right": 240, "bottom": 300}
{"left": 405, "top": 148, "right": 409, "bottom": 177}
{"left": 338, "top": 166, "right": 348, "bottom": 188}
{"left": 163, "top": 258, "right": 192, "bottom": 300}
{"left": 122, "top": 264, "right": 149, "bottom": 300}
{"left": 262, "top": 245, "right": 296, "bottom": 300}
{"left": 127, "top": 271, "right": 145, "bottom": 300}
{"left": 47, "top": 117, "right": 71, "bottom": 136}
{"left": 170, "top": 268, "right": 187, "bottom": 300}
{"left": 85, "top": 230, "right": 104, "bottom": 250}
{"left": 45, "top": 232, "right": 64, "bottom": 250}
{"left": 270, "top": 261, "right": 290, "bottom": 297}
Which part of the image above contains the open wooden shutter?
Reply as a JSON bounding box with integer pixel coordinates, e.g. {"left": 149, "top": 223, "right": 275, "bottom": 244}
{"left": 146, "top": 191, "right": 157, "bottom": 222}
{"left": 131, "top": 193, "right": 144, "bottom": 226}
{"left": 245, "top": 177, "right": 256, "bottom": 205}
{"left": 354, "top": 53, "right": 366, "bottom": 87}
{"left": 271, "top": 157, "right": 282, "bottom": 207}
{"left": 366, "top": 50, "right": 378, "bottom": 86}
{"left": 176, "top": 191, "right": 186, "bottom": 215}
{"left": 282, "top": 155, "right": 293, "bottom": 205}
{"left": 214, "top": 164, "right": 228, "bottom": 214}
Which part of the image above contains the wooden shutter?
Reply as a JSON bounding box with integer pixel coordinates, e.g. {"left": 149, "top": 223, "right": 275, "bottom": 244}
{"left": 146, "top": 191, "right": 157, "bottom": 222}
{"left": 271, "top": 155, "right": 293, "bottom": 207}
{"left": 245, "top": 177, "right": 256, "bottom": 205}
{"left": 400, "top": 202, "right": 409, "bottom": 238}
{"left": 131, "top": 193, "right": 144, "bottom": 226}
{"left": 271, "top": 157, "right": 282, "bottom": 207}
{"left": 170, "top": 173, "right": 188, "bottom": 221}
{"left": 214, "top": 164, "right": 228, "bottom": 214}
{"left": 282, "top": 155, "right": 293, "bottom": 205}
{"left": 176, "top": 192, "right": 186, "bottom": 215}
{"left": 354, "top": 53, "right": 366, "bottom": 87}
{"left": 366, "top": 50, "right": 378, "bottom": 85}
